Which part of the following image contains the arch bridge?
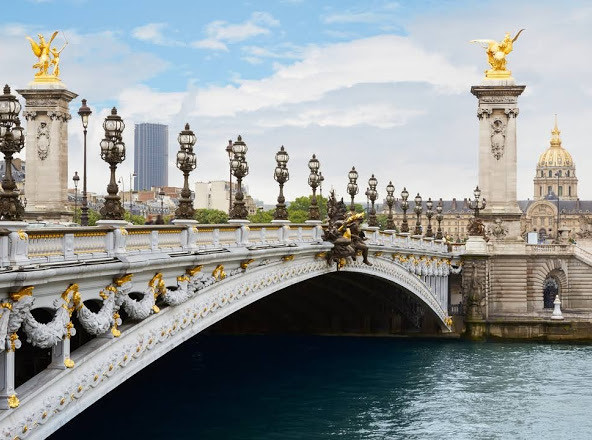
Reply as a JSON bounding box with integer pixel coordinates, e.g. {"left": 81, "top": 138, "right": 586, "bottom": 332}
{"left": 0, "top": 222, "right": 460, "bottom": 438}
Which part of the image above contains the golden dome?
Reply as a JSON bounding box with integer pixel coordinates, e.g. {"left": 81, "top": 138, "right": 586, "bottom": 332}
{"left": 537, "top": 116, "right": 573, "bottom": 167}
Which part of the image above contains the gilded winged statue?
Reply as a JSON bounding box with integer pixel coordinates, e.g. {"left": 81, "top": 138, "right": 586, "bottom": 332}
{"left": 26, "top": 31, "right": 67, "bottom": 80}
{"left": 471, "top": 29, "right": 525, "bottom": 78}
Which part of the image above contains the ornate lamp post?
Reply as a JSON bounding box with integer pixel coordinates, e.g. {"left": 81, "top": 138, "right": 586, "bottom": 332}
{"left": 435, "top": 198, "right": 444, "bottom": 240}
{"left": 425, "top": 197, "right": 434, "bottom": 238}
{"left": 273, "top": 146, "right": 289, "bottom": 221}
{"left": 0, "top": 85, "right": 25, "bottom": 221}
{"left": 77, "top": 99, "right": 92, "bottom": 226}
{"left": 226, "top": 139, "right": 233, "bottom": 214}
{"left": 347, "top": 166, "right": 358, "bottom": 212}
{"left": 413, "top": 193, "right": 423, "bottom": 235}
{"left": 385, "top": 181, "right": 395, "bottom": 230}
{"left": 367, "top": 174, "right": 378, "bottom": 227}
{"left": 400, "top": 187, "right": 410, "bottom": 233}
{"left": 99, "top": 107, "right": 126, "bottom": 221}
{"left": 308, "top": 154, "right": 320, "bottom": 221}
{"left": 468, "top": 185, "right": 486, "bottom": 218}
{"left": 158, "top": 187, "right": 165, "bottom": 214}
{"left": 73, "top": 171, "right": 80, "bottom": 223}
{"left": 175, "top": 123, "right": 197, "bottom": 219}
{"left": 229, "top": 135, "right": 249, "bottom": 220}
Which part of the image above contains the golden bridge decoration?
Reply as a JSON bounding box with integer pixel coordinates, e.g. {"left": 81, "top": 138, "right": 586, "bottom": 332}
{"left": 26, "top": 31, "right": 68, "bottom": 83}
{"left": 470, "top": 29, "right": 524, "bottom": 79}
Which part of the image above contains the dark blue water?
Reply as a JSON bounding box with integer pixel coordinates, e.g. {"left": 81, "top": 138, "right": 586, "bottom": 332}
{"left": 52, "top": 335, "right": 592, "bottom": 439}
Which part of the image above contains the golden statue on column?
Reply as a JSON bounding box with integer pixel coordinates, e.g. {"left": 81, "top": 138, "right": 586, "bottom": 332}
{"left": 26, "top": 31, "right": 68, "bottom": 83}
{"left": 471, "top": 29, "right": 525, "bottom": 79}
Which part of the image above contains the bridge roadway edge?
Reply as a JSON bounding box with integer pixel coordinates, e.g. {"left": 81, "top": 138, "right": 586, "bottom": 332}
{"left": 0, "top": 243, "right": 452, "bottom": 439}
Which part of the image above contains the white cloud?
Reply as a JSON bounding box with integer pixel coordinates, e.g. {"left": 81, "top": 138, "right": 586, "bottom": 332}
{"left": 132, "top": 22, "right": 182, "bottom": 46}
{"left": 191, "top": 12, "right": 280, "bottom": 51}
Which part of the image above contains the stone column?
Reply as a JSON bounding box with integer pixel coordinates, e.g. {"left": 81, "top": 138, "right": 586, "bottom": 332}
{"left": 17, "top": 83, "right": 77, "bottom": 221}
{"left": 471, "top": 80, "right": 525, "bottom": 241}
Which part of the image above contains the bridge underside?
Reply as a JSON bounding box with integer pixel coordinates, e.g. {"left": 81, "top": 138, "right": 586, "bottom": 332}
{"left": 209, "top": 272, "right": 442, "bottom": 336}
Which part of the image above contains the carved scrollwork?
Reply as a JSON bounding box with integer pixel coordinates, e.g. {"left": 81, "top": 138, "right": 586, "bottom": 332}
{"left": 490, "top": 117, "right": 506, "bottom": 160}
{"left": 37, "top": 121, "right": 51, "bottom": 160}
{"left": 477, "top": 108, "right": 492, "bottom": 120}
{"left": 504, "top": 108, "right": 519, "bottom": 118}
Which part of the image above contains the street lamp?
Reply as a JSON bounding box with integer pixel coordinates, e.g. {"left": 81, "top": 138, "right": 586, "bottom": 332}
{"left": 308, "top": 154, "right": 320, "bottom": 221}
{"left": 425, "top": 197, "right": 434, "bottom": 238}
{"left": 554, "top": 171, "right": 561, "bottom": 237}
{"left": 367, "top": 174, "right": 378, "bottom": 227}
{"left": 99, "top": 107, "right": 126, "bottom": 220}
{"left": 413, "top": 193, "right": 423, "bottom": 235}
{"left": 273, "top": 146, "right": 289, "bottom": 221}
{"left": 129, "top": 172, "right": 137, "bottom": 212}
{"left": 175, "top": 123, "right": 197, "bottom": 219}
{"left": 347, "top": 166, "right": 359, "bottom": 212}
{"left": 117, "top": 176, "right": 125, "bottom": 212}
{"left": 226, "top": 139, "right": 233, "bottom": 214}
{"left": 158, "top": 187, "right": 165, "bottom": 214}
{"left": 400, "top": 187, "right": 410, "bottom": 233}
{"left": 73, "top": 171, "right": 80, "bottom": 223}
{"left": 229, "top": 135, "right": 249, "bottom": 220}
{"left": 0, "top": 85, "right": 25, "bottom": 221}
{"left": 468, "top": 185, "right": 486, "bottom": 218}
{"left": 435, "top": 198, "right": 444, "bottom": 240}
{"left": 385, "top": 181, "right": 395, "bottom": 230}
{"left": 77, "top": 99, "right": 92, "bottom": 226}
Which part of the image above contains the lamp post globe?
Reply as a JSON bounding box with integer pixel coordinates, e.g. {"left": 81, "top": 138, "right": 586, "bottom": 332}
{"left": 175, "top": 123, "right": 197, "bottom": 220}
{"left": 0, "top": 85, "right": 25, "bottom": 221}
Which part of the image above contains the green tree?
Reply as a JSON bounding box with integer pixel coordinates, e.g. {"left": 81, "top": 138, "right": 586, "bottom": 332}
{"left": 193, "top": 209, "right": 228, "bottom": 224}
{"left": 248, "top": 209, "right": 274, "bottom": 223}
{"left": 287, "top": 195, "right": 328, "bottom": 222}
{"left": 124, "top": 211, "right": 146, "bottom": 225}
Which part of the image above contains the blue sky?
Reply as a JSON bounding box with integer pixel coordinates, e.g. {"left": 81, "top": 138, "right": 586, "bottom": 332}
{"left": 3, "top": 0, "right": 592, "bottom": 202}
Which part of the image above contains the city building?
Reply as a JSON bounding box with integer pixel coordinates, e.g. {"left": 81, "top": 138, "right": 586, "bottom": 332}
{"left": 134, "top": 123, "right": 168, "bottom": 191}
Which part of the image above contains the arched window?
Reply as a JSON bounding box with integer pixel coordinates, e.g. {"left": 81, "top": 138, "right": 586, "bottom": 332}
{"left": 558, "top": 186, "right": 563, "bottom": 196}
{"left": 567, "top": 170, "right": 570, "bottom": 177}
{"left": 543, "top": 276, "right": 559, "bottom": 308}
{"left": 539, "top": 186, "right": 542, "bottom": 196}
{"left": 547, "top": 186, "right": 552, "bottom": 195}
{"left": 569, "top": 186, "right": 572, "bottom": 196}
{"left": 549, "top": 170, "right": 552, "bottom": 178}
{"left": 558, "top": 170, "right": 562, "bottom": 177}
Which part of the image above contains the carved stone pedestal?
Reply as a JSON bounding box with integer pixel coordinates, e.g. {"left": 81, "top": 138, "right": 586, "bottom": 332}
{"left": 17, "top": 83, "right": 77, "bottom": 221}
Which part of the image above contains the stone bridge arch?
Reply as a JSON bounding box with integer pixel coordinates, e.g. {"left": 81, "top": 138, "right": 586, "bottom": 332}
{"left": 1, "top": 254, "right": 451, "bottom": 438}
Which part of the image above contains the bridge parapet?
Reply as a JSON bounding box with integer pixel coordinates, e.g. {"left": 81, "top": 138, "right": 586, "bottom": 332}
{"left": 0, "top": 223, "right": 324, "bottom": 268}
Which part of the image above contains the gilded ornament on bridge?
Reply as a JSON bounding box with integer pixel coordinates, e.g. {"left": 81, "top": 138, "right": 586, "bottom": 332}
{"left": 26, "top": 31, "right": 68, "bottom": 82}
{"left": 471, "top": 29, "right": 524, "bottom": 79}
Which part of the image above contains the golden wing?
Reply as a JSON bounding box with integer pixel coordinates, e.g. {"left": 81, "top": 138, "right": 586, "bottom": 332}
{"left": 26, "top": 36, "right": 42, "bottom": 58}
{"left": 48, "top": 31, "right": 59, "bottom": 45}
{"left": 512, "top": 29, "right": 525, "bottom": 43}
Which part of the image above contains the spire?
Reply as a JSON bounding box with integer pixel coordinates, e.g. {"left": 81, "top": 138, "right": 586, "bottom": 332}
{"left": 550, "top": 114, "right": 562, "bottom": 148}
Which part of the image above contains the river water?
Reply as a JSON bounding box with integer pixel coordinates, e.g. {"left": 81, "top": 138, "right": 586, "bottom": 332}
{"left": 51, "top": 335, "right": 592, "bottom": 439}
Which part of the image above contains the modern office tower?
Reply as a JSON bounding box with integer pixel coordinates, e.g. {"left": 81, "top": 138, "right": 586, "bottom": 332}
{"left": 134, "top": 123, "right": 168, "bottom": 191}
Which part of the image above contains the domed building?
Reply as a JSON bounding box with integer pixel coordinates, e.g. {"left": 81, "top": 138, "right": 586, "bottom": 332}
{"left": 533, "top": 117, "right": 578, "bottom": 200}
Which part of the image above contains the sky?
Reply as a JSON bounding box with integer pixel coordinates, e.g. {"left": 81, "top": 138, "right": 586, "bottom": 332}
{"left": 2, "top": 0, "right": 592, "bottom": 204}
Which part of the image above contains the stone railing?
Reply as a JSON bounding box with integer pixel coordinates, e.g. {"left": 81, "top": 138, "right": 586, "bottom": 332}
{"left": 0, "top": 223, "right": 325, "bottom": 268}
{"left": 526, "top": 244, "right": 573, "bottom": 255}
{"left": 367, "top": 229, "right": 449, "bottom": 254}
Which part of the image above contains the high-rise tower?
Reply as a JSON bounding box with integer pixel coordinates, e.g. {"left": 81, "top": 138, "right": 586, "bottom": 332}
{"left": 134, "top": 123, "right": 168, "bottom": 190}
